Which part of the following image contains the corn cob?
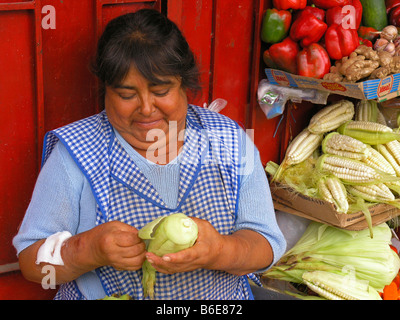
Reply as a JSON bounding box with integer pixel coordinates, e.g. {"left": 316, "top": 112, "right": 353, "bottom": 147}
{"left": 355, "top": 100, "right": 387, "bottom": 125}
{"left": 347, "top": 183, "right": 395, "bottom": 203}
{"left": 272, "top": 129, "right": 323, "bottom": 182}
{"left": 337, "top": 121, "right": 400, "bottom": 145}
{"left": 376, "top": 142, "right": 400, "bottom": 176}
{"left": 316, "top": 154, "right": 381, "bottom": 185}
{"left": 362, "top": 146, "right": 397, "bottom": 177}
{"left": 317, "top": 176, "right": 349, "bottom": 213}
{"left": 321, "top": 132, "right": 370, "bottom": 160}
{"left": 302, "top": 271, "right": 382, "bottom": 300}
{"left": 308, "top": 100, "right": 355, "bottom": 134}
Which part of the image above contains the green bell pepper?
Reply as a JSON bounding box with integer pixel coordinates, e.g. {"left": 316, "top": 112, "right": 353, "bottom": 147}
{"left": 261, "top": 8, "right": 292, "bottom": 44}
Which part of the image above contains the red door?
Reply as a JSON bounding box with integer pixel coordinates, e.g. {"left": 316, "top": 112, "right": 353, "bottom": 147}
{"left": 0, "top": 0, "right": 277, "bottom": 299}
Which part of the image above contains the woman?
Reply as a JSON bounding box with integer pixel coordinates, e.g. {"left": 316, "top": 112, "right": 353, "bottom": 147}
{"left": 13, "top": 9, "right": 286, "bottom": 300}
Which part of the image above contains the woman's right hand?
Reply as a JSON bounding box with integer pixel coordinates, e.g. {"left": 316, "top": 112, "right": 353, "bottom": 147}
{"left": 85, "top": 220, "right": 146, "bottom": 271}
{"left": 19, "top": 221, "right": 146, "bottom": 285}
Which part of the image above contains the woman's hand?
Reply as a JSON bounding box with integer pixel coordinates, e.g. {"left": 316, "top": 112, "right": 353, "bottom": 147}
{"left": 86, "top": 220, "right": 147, "bottom": 271}
{"left": 144, "top": 217, "right": 273, "bottom": 276}
{"left": 19, "top": 220, "right": 147, "bottom": 285}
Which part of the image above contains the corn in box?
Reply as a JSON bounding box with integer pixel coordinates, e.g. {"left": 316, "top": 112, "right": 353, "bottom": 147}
{"left": 265, "top": 99, "right": 400, "bottom": 232}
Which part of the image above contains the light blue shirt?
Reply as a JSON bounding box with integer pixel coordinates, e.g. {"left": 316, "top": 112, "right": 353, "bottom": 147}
{"left": 13, "top": 126, "right": 286, "bottom": 300}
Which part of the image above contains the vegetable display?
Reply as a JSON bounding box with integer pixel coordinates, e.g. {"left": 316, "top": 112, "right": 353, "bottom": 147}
{"left": 266, "top": 99, "right": 400, "bottom": 237}
{"left": 138, "top": 213, "right": 198, "bottom": 299}
{"left": 260, "top": 0, "right": 400, "bottom": 301}
{"left": 261, "top": 0, "right": 400, "bottom": 80}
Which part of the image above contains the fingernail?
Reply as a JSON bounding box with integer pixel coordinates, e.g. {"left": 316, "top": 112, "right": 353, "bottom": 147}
{"left": 162, "top": 256, "right": 171, "bottom": 262}
{"left": 147, "top": 258, "right": 154, "bottom": 264}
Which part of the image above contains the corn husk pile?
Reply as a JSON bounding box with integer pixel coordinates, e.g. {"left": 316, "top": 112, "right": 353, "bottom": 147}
{"left": 263, "top": 221, "right": 400, "bottom": 300}
{"left": 266, "top": 99, "right": 400, "bottom": 237}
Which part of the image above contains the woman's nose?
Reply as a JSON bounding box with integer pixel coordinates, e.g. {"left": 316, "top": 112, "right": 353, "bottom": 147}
{"left": 139, "top": 95, "right": 155, "bottom": 116}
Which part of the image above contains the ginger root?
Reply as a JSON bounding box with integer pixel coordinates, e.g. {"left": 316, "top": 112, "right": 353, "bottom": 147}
{"left": 354, "top": 45, "right": 379, "bottom": 61}
{"left": 323, "top": 45, "right": 383, "bottom": 82}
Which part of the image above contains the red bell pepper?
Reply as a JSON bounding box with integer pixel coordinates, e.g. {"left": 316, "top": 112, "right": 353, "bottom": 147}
{"left": 389, "top": 5, "right": 400, "bottom": 26}
{"left": 359, "top": 36, "right": 372, "bottom": 47}
{"left": 263, "top": 37, "right": 300, "bottom": 74}
{"left": 290, "top": 11, "right": 328, "bottom": 47}
{"left": 386, "top": 0, "right": 400, "bottom": 13}
{"left": 273, "top": 0, "right": 307, "bottom": 10}
{"left": 357, "top": 26, "right": 379, "bottom": 42}
{"left": 325, "top": 0, "right": 362, "bottom": 29}
{"left": 324, "top": 23, "right": 359, "bottom": 60}
{"left": 297, "top": 43, "right": 331, "bottom": 79}
{"left": 311, "top": 0, "right": 351, "bottom": 9}
{"left": 293, "top": 5, "right": 326, "bottom": 21}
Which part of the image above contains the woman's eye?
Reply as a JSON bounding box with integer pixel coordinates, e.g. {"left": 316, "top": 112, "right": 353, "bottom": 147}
{"left": 153, "top": 89, "right": 170, "bottom": 97}
{"left": 119, "top": 94, "right": 136, "bottom": 100}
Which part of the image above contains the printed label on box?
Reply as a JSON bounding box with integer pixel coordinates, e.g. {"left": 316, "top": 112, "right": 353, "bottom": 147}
{"left": 320, "top": 82, "right": 347, "bottom": 92}
{"left": 377, "top": 75, "right": 394, "bottom": 97}
{"left": 271, "top": 70, "right": 291, "bottom": 87}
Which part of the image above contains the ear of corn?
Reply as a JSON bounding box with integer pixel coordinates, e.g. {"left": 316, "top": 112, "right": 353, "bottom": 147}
{"left": 308, "top": 100, "right": 354, "bottom": 134}
{"left": 337, "top": 121, "right": 400, "bottom": 145}
{"left": 139, "top": 213, "right": 198, "bottom": 299}
{"left": 272, "top": 129, "right": 323, "bottom": 182}
{"left": 316, "top": 154, "right": 382, "bottom": 185}
{"left": 376, "top": 143, "right": 400, "bottom": 176}
{"left": 355, "top": 100, "right": 386, "bottom": 125}
{"left": 362, "top": 146, "right": 397, "bottom": 177}
{"left": 321, "top": 132, "right": 370, "bottom": 160}
{"left": 347, "top": 183, "right": 395, "bottom": 203}
{"left": 302, "top": 271, "right": 382, "bottom": 300}
{"left": 317, "top": 176, "right": 349, "bottom": 213}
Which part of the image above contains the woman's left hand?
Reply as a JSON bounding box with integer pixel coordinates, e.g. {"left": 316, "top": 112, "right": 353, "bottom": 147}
{"left": 144, "top": 217, "right": 224, "bottom": 274}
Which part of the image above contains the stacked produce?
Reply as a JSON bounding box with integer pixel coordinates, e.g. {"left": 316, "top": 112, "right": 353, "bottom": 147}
{"left": 265, "top": 99, "right": 400, "bottom": 237}
{"left": 261, "top": 0, "right": 400, "bottom": 80}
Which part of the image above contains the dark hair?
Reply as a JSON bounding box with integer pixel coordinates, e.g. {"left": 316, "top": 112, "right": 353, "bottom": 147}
{"left": 92, "top": 9, "right": 201, "bottom": 97}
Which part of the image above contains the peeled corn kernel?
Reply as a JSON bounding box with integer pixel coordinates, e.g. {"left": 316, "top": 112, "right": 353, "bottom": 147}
{"left": 322, "top": 132, "right": 370, "bottom": 160}
{"left": 285, "top": 129, "right": 323, "bottom": 166}
{"left": 355, "top": 100, "right": 386, "bottom": 125}
{"left": 316, "top": 154, "right": 381, "bottom": 184}
{"left": 337, "top": 121, "right": 400, "bottom": 145}
{"left": 347, "top": 183, "right": 395, "bottom": 203}
{"left": 376, "top": 143, "right": 400, "bottom": 177}
{"left": 308, "top": 100, "right": 354, "bottom": 134}
{"left": 302, "top": 271, "right": 382, "bottom": 300}
{"left": 318, "top": 176, "right": 349, "bottom": 213}
{"left": 362, "top": 146, "right": 397, "bottom": 177}
{"left": 272, "top": 129, "right": 323, "bottom": 182}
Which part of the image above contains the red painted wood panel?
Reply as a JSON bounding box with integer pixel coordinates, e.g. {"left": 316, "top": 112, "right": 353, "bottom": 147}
{"left": 0, "top": 0, "right": 277, "bottom": 299}
{"left": 211, "top": 1, "right": 256, "bottom": 127}
{"left": 0, "top": 10, "right": 37, "bottom": 265}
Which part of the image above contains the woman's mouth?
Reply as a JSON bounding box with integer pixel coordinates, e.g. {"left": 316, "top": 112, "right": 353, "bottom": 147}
{"left": 134, "top": 119, "right": 163, "bottom": 129}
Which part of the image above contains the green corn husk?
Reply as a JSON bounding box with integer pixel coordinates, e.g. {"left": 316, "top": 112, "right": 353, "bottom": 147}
{"left": 138, "top": 213, "right": 198, "bottom": 299}
{"left": 263, "top": 222, "right": 400, "bottom": 293}
{"left": 265, "top": 154, "right": 319, "bottom": 198}
{"left": 337, "top": 120, "right": 400, "bottom": 145}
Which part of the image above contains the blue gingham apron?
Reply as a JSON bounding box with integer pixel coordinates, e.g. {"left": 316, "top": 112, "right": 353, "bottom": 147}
{"left": 42, "top": 104, "right": 261, "bottom": 300}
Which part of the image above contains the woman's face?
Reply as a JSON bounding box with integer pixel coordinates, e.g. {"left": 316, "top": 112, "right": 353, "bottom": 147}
{"left": 105, "top": 66, "right": 188, "bottom": 157}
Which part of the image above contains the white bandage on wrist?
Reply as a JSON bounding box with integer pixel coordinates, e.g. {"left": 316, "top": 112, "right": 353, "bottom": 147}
{"left": 36, "top": 231, "right": 72, "bottom": 266}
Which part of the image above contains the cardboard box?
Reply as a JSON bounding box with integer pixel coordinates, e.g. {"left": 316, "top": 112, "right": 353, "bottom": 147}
{"left": 270, "top": 182, "right": 400, "bottom": 230}
{"left": 265, "top": 68, "right": 400, "bottom": 102}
